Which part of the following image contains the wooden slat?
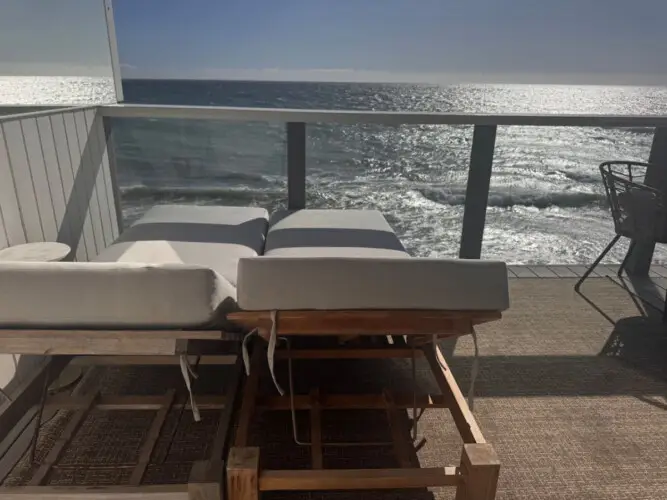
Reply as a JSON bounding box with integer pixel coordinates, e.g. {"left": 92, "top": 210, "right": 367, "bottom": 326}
{"left": 456, "top": 443, "right": 500, "bottom": 500}
{"left": 3, "top": 120, "right": 42, "bottom": 242}
{"left": 130, "top": 390, "right": 176, "bottom": 485}
{"left": 0, "top": 329, "right": 232, "bottom": 340}
{"left": 0, "top": 337, "right": 178, "bottom": 356}
{"left": 228, "top": 310, "right": 501, "bottom": 336}
{"left": 0, "top": 408, "right": 39, "bottom": 484}
{"left": 507, "top": 266, "right": 536, "bottom": 278}
{"left": 36, "top": 116, "right": 69, "bottom": 246}
{"left": 309, "top": 389, "right": 322, "bottom": 469}
{"left": 70, "top": 355, "right": 237, "bottom": 367}
{"left": 22, "top": 118, "right": 58, "bottom": 242}
{"left": 259, "top": 467, "right": 459, "bottom": 491}
{"left": 0, "top": 485, "right": 189, "bottom": 499}
{"left": 422, "top": 345, "right": 485, "bottom": 444}
{"left": 547, "top": 265, "right": 578, "bottom": 278}
{"left": 259, "top": 393, "right": 447, "bottom": 411}
{"left": 73, "top": 110, "right": 103, "bottom": 257}
{"left": 383, "top": 391, "right": 413, "bottom": 468}
{"left": 227, "top": 447, "right": 259, "bottom": 500}
{"left": 527, "top": 266, "right": 557, "bottom": 278}
{"left": 234, "top": 346, "right": 263, "bottom": 447}
{"left": 188, "top": 460, "right": 224, "bottom": 500}
{"left": 0, "top": 123, "right": 26, "bottom": 247}
{"left": 0, "top": 330, "right": 231, "bottom": 356}
{"left": 45, "top": 394, "right": 225, "bottom": 411}
{"left": 29, "top": 391, "right": 99, "bottom": 486}
{"left": 274, "top": 348, "right": 423, "bottom": 360}
{"left": 209, "top": 356, "right": 244, "bottom": 460}
{"left": 62, "top": 111, "right": 92, "bottom": 261}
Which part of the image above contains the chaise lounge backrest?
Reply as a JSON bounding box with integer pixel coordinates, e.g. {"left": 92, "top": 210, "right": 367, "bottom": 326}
{"left": 237, "top": 209, "right": 510, "bottom": 312}
{"left": 0, "top": 205, "right": 509, "bottom": 328}
{"left": 0, "top": 205, "right": 269, "bottom": 328}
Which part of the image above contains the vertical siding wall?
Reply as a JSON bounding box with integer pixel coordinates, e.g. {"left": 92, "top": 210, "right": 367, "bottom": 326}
{"left": 0, "top": 107, "right": 120, "bottom": 260}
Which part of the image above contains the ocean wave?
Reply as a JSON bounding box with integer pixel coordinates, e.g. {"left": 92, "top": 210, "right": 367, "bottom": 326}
{"left": 559, "top": 171, "right": 602, "bottom": 184}
{"left": 419, "top": 187, "right": 606, "bottom": 208}
{"left": 120, "top": 184, "right": 285, "bottom": 205}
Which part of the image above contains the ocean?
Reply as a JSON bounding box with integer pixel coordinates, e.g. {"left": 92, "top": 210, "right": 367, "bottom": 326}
{"left": 5, "top": 76, "right": 666, "bottom": 264}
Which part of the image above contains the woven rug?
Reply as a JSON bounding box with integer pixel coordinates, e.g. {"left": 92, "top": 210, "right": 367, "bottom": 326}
{"left": 4, "top": 277, "right": 667, "bottom": 500}
{"left": 432, "top": 277, "right": 667, "bottom": 500}
{"left": 259, "top": 277, "right": 667, "bottom": 500}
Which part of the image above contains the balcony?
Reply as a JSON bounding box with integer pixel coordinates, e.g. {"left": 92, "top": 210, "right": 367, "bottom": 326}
{"left": 0, "top": 104, "right": 666, "bottom": 499}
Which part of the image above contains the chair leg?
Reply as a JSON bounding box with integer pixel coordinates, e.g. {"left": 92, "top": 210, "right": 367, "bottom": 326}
{"left": 575, "top": 234, "right": 622, "bottom": 292}
{"left": 618, "top": 240, "right": 637, "bottom": 278}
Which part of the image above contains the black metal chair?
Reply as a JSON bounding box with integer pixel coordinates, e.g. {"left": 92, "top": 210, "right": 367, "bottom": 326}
{"left": 575, "top": 161, "right": 667, "bottom": 292}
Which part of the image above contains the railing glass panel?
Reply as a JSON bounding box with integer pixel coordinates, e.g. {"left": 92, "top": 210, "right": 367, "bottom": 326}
{"left": 485, "top": 125, "right": 664, "bottom": 264}
{"left": 307, "top": 122, "right": 473, "bottom": 258}
{"left": 109, "top": 117, "right": 286, "bottom": 225}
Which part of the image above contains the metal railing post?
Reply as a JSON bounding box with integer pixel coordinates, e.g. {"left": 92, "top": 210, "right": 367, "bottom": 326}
{"left": 286, "top": 122, "right": 306, "bottom": 210}
{"left": 103, "top": 0, "right": 124, "bottom": 103}
{"left": 459, "top": 125, "right": 497, "bottom": 259}
{"left": 625, "top": 126, "right": 667, "bottom": 275}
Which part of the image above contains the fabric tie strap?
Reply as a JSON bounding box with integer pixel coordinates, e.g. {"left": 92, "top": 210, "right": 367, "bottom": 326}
{"left": 179, "top": 355, "right": 201, "bottom": 422}
{"left": 241, "top": 311, "right": 284, "bottom": 395}
{"left": 267, "top": 310, "right": 285, "bottom": 395}
{"left": 432, "top": 330, "right": 480, "bottom": 411}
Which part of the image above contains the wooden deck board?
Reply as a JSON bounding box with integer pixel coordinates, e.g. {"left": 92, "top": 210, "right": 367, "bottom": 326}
{"left": 596, "top": 265, "right": 619, "bottom": 277}
{"left": 566, "top": 265, "right": 598, "bottom": 277}
{"left": 508, "top": 266, "right": 537, "bottom": 278}
{"left": 547, "top": 266, "right": 578, "bottom": 278}
{"left": 650, "top": 265, "right": 667, "bottom": 278}
{"left": 527, "top": 266, "right": 558, "bottom": 278}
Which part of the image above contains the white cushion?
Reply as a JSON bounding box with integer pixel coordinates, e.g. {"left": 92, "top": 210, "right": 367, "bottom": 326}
{"left": 95, "top": 204, "right": 269, "bottom": 286}
{"left": 237, "top": 209, "right": 509, "bottom": 311}
{"left": 0, "top": 261, "right": 232, "bottom": 328}
{"left": 0, "top": 205, "right": 269, "bottom": 328}
{"left": 264, "top": 209, "right": 409, "bottom": 258}
{"left": 237, "top": 256, "right": 509, "bottom": 311}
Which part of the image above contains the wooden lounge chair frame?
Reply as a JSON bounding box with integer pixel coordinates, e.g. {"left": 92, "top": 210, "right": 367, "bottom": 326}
{"left": 225, "top": 309, "right": 502, "bottom": 500}
{"left": 0, "top": 329, "right": 243, "bottom": 500}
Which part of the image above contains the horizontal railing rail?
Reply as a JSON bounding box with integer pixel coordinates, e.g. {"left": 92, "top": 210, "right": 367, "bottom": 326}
{"left": 83, "top": 104, "right": 667, "bottom": 272}
{"left": 0, "top": 105, "right": 99, "bottom": 123}
{"left": 100, "top": 104, "right": 667, "bottom": 127}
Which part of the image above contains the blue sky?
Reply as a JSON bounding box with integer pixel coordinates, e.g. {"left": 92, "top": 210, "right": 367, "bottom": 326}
{"left": 1, "top": 0, "right": 666, "bottom": 84}
{"left": 114, "top": 0, "right": 667, "bottom": 83}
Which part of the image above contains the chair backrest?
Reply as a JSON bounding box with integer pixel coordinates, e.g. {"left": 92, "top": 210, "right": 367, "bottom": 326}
{"left": 600, "top": 161, "right": 667, "bottom": 242}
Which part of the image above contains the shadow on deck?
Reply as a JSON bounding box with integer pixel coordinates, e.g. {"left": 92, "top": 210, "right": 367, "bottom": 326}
{"left": 1, "top": 274, "right": 666, "bottom": 500}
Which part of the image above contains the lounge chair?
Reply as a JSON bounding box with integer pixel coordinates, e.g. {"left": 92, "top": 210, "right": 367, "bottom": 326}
{"left": 0, "top": 206, "right": 509, "bottom": 500}
{"left": 226, "top": 209, "right": 509, "bottom": 500}
{"left": 0, "top": 204, "right": 268, "bottom": 498}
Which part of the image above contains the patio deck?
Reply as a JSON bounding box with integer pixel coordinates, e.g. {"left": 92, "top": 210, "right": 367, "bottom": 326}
{"left": 0, "top": 268, "right": 666, "bottom": 500}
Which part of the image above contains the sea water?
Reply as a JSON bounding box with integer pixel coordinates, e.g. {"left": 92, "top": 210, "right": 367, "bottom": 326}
{"left": 3, "top": 76, "right": 667, "bottom": 264}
